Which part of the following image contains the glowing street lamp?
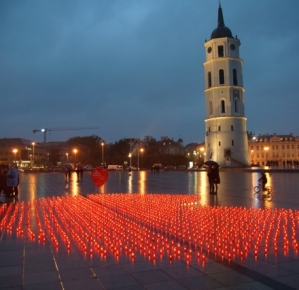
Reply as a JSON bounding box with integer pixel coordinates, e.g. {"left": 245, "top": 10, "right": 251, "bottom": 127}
{"left": 101, "top": 141, "right": 105, "bottom": 166}
{"left": 32, "top": 142, "right": 35, "bottom": 167}
{"left": 264, "top": 147, "right": 269, "bottom": 165}
{"left": 140, "top": 148, "right": 144, "bottom": 169}
{"left": 137, "top": 141, "right": 140, "bottom": 170}
{"left": 129, "top": 153, "right": 132, "bottom": 167}
{"left": 73, "top": 149, "right": 78, "bottom": 163}
{"left": 13, "top": 149, "right": 18, "bottom": 164}
{"left": 200, "top": 147, "right": 204, "bottom": 155}
{"left": 66, "top": 153, "right": 69, "bottom": 163}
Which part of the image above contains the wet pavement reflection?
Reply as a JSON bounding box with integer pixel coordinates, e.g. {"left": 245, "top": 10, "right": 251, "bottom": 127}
{"left": 2, "top": 170, "right": 298, "bottom": 210}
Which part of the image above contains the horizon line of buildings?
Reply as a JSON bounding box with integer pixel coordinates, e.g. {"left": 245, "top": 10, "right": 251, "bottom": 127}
{"left": 0, "top": 132, "right": 298, "bottom": 168}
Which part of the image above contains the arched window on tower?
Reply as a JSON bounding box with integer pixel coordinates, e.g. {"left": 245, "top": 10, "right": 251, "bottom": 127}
{"left": 209, "top": 101, "right": 213, "bottom": 115}
{"left": 208, "top": 72, "right": 212, "bottom": 88}
{"left": 234, "top": 98, "right": 239, "bottom": 113}
{"left": 221, "top": 100, "right": 225, "bottom": 113}
{"left": 219, "top": 69, "right": 224, "bottom": 85}
{"left": 233, "top": 69, "right": 238, "bottom": 85}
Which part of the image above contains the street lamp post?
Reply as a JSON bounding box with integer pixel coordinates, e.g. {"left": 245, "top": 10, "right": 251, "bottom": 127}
{"left": 129, "top": 153, "right": 132, "bottom": 167}
{"left": 101, "top": 142, "right": 105, "bottom": 166}
{"left": 264, "top": 147, "right": 269, "bottom": 166}
{"left": 66, "top": 153, "right": 68, "bottom": 164}
{"left": 137, "top": 142, "right": 139, "bottom": 170}
{"left": 140, "top": 148, "right": 144, "bottom": 169}
{"left": 13, "top": 149, "right": 18, "bottom": 165}
{"left": 200, "top": 147, "right": 205, "bottom": 165}
{"left": 32, "top": 142, "right": 35, "bottom": 167}
{"left": 73, "top": 149, "right": 78, "bottom": 164}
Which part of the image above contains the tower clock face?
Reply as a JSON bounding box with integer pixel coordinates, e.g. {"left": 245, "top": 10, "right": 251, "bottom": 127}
{"left": 207, "top": 47, "right": 212, "bottom": 53}
{"left": 230, "top": 44, "right": 236, "bottom": 50}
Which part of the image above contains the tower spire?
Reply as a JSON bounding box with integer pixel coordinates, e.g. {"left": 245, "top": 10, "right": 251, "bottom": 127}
{"left": 218, "top": 4, "right": 225, "bottom": 28}
{"left": 211, "top": 4, "right": 232, "bottom": 39}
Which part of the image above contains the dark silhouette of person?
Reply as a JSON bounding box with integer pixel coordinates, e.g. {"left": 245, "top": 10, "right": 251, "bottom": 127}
{"left": 68, "top": 166, "right": 72, "bottom": 180}
{"left": 212, "top": 165, "right": 220, "bottom": 193}
{"left": 79, "top": 166, "right": 83, "bottom": 180}
{"left": 208, "top": 165, "right": 220, "bottom": 194}
{"left": 207, "top": 166, "right": 215, "bottom": 194}
{"left": 76, "top": 167, "right": 80, "bottom": 180}
{"left": 6, "top": 164, "right": 19, "bottom": 197}
{"left": 64, "top": 167, "right": 68, "bottom": 181}
{"left": 258, "top": 172, "right": 267, "bottom": 190}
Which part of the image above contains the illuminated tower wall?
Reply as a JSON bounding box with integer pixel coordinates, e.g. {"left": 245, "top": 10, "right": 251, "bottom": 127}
{"left": 203, "top": 5, "right": 250, "bottom": 167}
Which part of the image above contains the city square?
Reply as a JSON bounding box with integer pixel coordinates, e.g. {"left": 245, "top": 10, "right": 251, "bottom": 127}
{"left": 1, "top": 1, "right": 299, "bottom": 289}
{"left": 1, "top": 169, "right": 299, "bottom": 289}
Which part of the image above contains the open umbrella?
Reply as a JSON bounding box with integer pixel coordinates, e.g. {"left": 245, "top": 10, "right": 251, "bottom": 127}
{"left": 204, "top": 160, "right": 219, "bottom": 167}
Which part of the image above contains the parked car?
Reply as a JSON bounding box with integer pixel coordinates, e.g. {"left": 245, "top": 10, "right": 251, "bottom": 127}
{"left": 164, "top": 165, "right": 175, "bottom": 171}
{"left": 50, "top": 166, "right": 63, "bottom": 172}
{"left": 127, "top": 166, "right": 137, "bottom": 171}
{"left": 83, "top": 165, "right": 94, "bottom": 171}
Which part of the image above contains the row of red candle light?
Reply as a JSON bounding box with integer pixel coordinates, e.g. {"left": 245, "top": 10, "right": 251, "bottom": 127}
{"left": 1, "top": 194, "right": 299, "bottom": 264}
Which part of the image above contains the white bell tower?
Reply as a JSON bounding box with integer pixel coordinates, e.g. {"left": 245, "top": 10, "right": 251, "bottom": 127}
{"left": 203, "top": 5, "right": 250, "bottom": 167}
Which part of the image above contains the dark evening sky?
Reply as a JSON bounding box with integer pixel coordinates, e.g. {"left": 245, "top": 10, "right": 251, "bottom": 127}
{"left": 1, "top": 0, "right": 298, "bottom": 145}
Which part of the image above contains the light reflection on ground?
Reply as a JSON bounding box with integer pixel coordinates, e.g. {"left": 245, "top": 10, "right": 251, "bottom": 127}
{"left": 5, "top": 170, "right": 299, "bottom": 210}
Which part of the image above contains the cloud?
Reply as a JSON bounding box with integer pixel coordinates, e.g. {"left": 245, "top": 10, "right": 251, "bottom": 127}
{"left": 1, "top": 0, "right": 299, "bottom": 144}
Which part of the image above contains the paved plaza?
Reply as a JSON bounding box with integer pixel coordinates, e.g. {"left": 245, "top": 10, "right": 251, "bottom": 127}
{"left": 1, "top": 170, "right": 299, "bottom": 289}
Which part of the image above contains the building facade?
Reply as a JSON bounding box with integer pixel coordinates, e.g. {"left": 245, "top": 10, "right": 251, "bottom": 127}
{"left": 0, "top": 138, "right": 47, "bottom": 167}
{"left": 248, "top": 133, "right": 299, "bottom": 167}
{"left": 203, "top": 5, "right": 250, "bottom": 167}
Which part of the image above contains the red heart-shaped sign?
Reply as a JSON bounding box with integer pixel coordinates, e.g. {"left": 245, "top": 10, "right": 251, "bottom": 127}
{"left": 91, "top": 166, "right": 109, "bottom": 187}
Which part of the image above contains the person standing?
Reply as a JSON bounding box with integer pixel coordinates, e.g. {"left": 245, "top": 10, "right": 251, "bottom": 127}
{"left": 207, "top": 166, "right": 215, "bottom": 194}
{"left": 68, "top": 165, "right": 72, "bottom": 180}
{"left": 64, "top": 167, "right": 68, "bottom": 181}
{"left": 6, "top": 164, "right": 19, "bottom": 197}
{"left": 79, "top": 166, "right": 83, "bottom": 180}
{"left": 14, "top": 166, "right": 20, "bottom": 196}
{"left": 212, "top": 165, "right": 220, "bottom": 194}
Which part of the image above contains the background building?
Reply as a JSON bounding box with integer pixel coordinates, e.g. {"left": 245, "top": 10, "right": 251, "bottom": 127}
{"left": 0, "top": 138, "right": 47, "bottom": 167}
{"left": 248, "top": 133, "right": 299, "bottom": 167}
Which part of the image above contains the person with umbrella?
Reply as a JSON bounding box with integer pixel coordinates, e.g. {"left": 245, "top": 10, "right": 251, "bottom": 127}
{"left": 205, "top": 161, "right": 220, "bottom": 194}
{"left": 207, "top": 166, "right": 215, "bottom": 194}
